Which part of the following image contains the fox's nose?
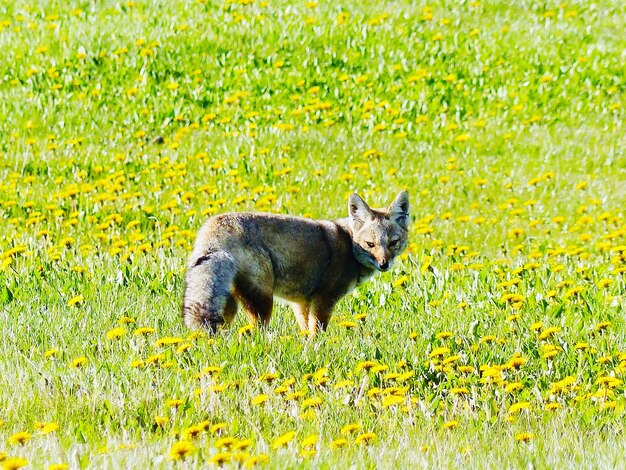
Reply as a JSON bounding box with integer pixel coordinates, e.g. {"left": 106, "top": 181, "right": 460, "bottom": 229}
{"left": 379, "top": 261, "right": 389, "bottom": 271}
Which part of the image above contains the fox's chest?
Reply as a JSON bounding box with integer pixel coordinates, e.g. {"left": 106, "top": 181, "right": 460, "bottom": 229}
{"left": 345, "top": 268, "right": 376, "bottom": 295}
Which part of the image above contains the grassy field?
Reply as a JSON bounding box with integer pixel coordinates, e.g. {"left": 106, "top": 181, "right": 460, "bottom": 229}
{"left": 1, "top": 0, "right": 626, "bottom": 468}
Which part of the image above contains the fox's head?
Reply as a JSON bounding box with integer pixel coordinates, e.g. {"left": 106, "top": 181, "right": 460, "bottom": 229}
{"left": 348, "top": 191, "right": 410, "bottom": 272}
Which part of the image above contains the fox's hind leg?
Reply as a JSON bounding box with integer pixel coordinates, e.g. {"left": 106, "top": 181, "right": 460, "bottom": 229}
{"left": 182, "top": 251, "right": 238, "bottom": 333}
{"left": 234, "top": 280, "right": 274, "bottom": 327}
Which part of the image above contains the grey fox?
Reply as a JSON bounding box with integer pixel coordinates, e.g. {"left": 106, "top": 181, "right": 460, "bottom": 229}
{"left": 182, "top": 191, "right": 409, "bottom": 334}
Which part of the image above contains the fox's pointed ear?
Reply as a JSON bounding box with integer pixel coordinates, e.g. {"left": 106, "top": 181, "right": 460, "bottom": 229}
{"left": 348, "top": 193, "right": 373, "bottom": 231}
{"left": 388, "top": 191, "right": 410, "bottom": 230}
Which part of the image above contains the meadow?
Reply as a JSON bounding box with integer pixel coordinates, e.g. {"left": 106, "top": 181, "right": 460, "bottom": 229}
{"left": 1, "top": 0, "right": 626, "bottom": 468}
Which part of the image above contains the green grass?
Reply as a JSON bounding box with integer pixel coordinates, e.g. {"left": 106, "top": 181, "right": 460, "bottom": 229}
{"left": 1, "top": 0, "right": 626, "bottom": 468}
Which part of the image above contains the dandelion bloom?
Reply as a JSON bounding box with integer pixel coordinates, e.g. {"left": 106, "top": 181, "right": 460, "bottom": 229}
{"left": 134, "top": 327, "right": 155, "bottom": 336}
{"left": 210, "top": 422, "right": 227, "bottom": 434}
{"left": 210, "top": 452, "right": 231, "bottom": 465}
{"left": 238, "top": 324, "right": 255, "bottom": 335}
{"left": 106, "top": 327, "right": 126, "bottom": 340}
{"left": 330, "top": 437, "right": 349, "bottom": 449}
{"left": 515, "top": 433, "right": 533, "bottom": 442}
{"left": 2, "top": 457, "right": 29, "bottom": 470}
{"left": 244, "top": 454, "right": 269, "bottom": 467}
{"left": 154, "top": 416, "right": 169, "bottom": 427}
{"left": 233, "top": 439, "right": 254, "bottom": 451}
{"left": 442, "top": 421, "right": 459, "bottom": 430}
{"left": 154, "top": 337, "right": 184, "bottom": 347}
{"left": 71, "top": 356, "right": 88, "bottom": 368}
{"left": 509, "top": 402, "right": 531, "bottom": 414}
{"left": 300, "top": 435, "right": 318, "bottom": 448}
{"left": 48, "top": 464, "right": 69, "bottom": 470}
{"left": 168, "top": 441, "right": 195, "bottom": 460}
{"left": 36, "top": 422, "right": 59, "bottom": 434}
{"left": 165, "top": 399, "right": 184, "bottom": 408}
{"left": 215, "top": 437, "right": 237, "bottom": 450}
{"left": 67, "top": 295, "right": 83, "bottom": 306}
{"left": 272, "top": 431, "right": 296, "bottom": 449}
{"left": 251, "top": 394, "right": 269, "bottom": 405}
{"left": 354, "top": 432, "right": 377, "bottom": 445}
{"left": 8, "top": 431, "right": 31, "bottom": 445}
{"left": 182, "top": 425, "right": 203, "bottom": 440}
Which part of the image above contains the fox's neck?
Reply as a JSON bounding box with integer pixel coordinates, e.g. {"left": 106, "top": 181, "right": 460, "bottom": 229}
{"left": 334, "top": 217, "right": 377, "bottom": 279}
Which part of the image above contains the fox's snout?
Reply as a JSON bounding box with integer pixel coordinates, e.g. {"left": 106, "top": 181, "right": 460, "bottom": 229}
{"left": 373, "top": 247, "right": 392, "bottom": 271}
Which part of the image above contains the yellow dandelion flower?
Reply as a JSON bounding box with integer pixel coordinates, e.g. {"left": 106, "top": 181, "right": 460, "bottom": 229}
{"left": 44, "top": 348, "right": 59, "bottom": 358}
{"left": 134, "top": 327, "right": 155, "bottom": 336}
{"left": 201, "top": 366, "right": 222, "bottom": 376}
{"left": 442, "top": 420, "right": 459, "bottom": 430}
{"left": 515, "top": 432, "right": 533, "bottom": 442}
{"left": 251, "top": 394, "right": 269, "bottom": 405}
{"left": 239, "top": 324, "right": 255, "bottom": 335}
{"left": 258, "top": 372, "right": 279, "bottom": 383}
{"left": 2, "top": 458, "right": 29, "bottom": 470}
{"left": 165, "top": 399, "right": 184, "bottom": 408}
{"left": 71, "top": 356, "right": 88, "bottom": 368}
{"left": 106, "top": 327, "right": 126, "bottom": 340}
{"left": 545, "top": 403, "right": 562, "bottom": 411}
{"left": 154, "top": 337, "right": 184, "bottom": 347}
{"left": 67, "top": 294, "right": 84, "bottom": 306}
{"left": 233, "top": 439, "right": 254, "bottom": 451}
{"left": 355, "top": 360, "right": 379, "bottom": 373}
{"left": 48, "top": 464, "right": 69, "bottom": 470}
{"left": 508, "top": 402, "right": 531, "bottom": 414}
{"left": 596, "top": 376, "right": 622, "bottom": 388}
{"left": 215, "top": 437, "right": 237, "bottom": 449}
{"left": 301, "top": 397, "right": 322, "bottom": 409}
{"left": 182, "top": 425, "right": 203, "bottom": 440}
{"left": 37, "top": 422, "right": 59, "bottom": 434}
{"left": 244, "top": 454, "right": 269, "bottom": 467}
{"left": 538, "top": 326, "right": 561, "bottom": 340}
{"left": 435, "top": 331, "right": 454, "bottom": 340}
{"left": 210, "top": 423, "right": 227, "bottom": 434}
{"left": 301, "top": 435, "right": 318, "bottom": 448}
{"left": 272, "top": 431, "right": 296, "bottom": 449}
{"left": 8, "top": 431, "right": 31, "bottom": 445}
{"left": 382, "top": 395, "right": 405, "bottom": 407}
{"left": 594, "top": 321, "right": 611, "bottom": 332}
{"left": 429, "top": 346, "right": 450, "bottom": 358}
{"left": 331, "top": 438, "right": 349, "bottom": 449}
{"left": 210, "top": 452, "right": 231, "bottom": 465}
{"left": 168, "top": 440, "right": 195, "bottom": 460}
{"left": 504, "top": 382, "right": 524, "bottom": 393}
{"left": 354, "top": 432, "right": 377, "bottom": 445}
{"left": 154, "top": 416, "right": 169, "bottom": 427}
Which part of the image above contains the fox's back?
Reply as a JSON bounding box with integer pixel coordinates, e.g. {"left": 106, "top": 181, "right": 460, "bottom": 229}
{"left": 190, "top": 212, "right": 354, "bottom": 300}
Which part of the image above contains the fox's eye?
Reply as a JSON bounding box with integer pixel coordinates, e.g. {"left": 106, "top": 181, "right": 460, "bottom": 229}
{"left": 366, "top": 241, "right": 375, "bottom": 248}
{"left": 389, "top": 239, "right": 399, "bottom": 247}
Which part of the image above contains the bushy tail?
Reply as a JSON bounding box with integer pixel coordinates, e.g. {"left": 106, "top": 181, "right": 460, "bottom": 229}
{"left": 182, "top": 251, "right": 237, "bottom": 333}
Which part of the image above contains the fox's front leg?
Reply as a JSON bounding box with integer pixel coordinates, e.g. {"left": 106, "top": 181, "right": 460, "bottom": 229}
{"left": 307, "top": 298, "right": 338, "bottom": 335}
{"left": 291, "top": 303, "right": 310, "bottom": 332}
